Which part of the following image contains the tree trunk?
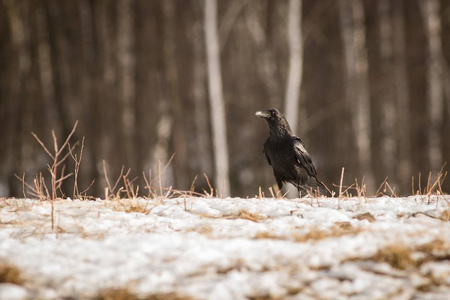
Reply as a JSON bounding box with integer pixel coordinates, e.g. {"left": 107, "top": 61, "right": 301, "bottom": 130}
{"left": 284, "top": 0, "right": 303, "bottom": 136}
{"left": 117, "top": 0, "right": 136, "bottom": 170}
{"left": 284, "top": 0, "right": 304, "bottom": 197}
{"left": 420, "top": 0, "right": 444, "bottom": 174}
{"left": 377, "top": 0, "right": 396, "bottom": 182}
{"left": 192, "top": 3, "right": 213, "bottom": 188}
{"left": 338, "top": 0, "right": 374, "bottom": 192}
{"left": 204, "top": 0, "right": 230, "bottom": 197}
{"left": 392, "top": 0, "right": 411, "bottom": 192}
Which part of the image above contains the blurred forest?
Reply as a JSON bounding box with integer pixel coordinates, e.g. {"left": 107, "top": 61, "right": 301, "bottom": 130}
{"left": 1, "top": 0, "right": 450, "bottom": 198}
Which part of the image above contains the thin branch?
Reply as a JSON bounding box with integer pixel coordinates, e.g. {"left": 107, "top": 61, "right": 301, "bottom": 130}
{"left": 31, "top": 132, "right": 54, "bottom": 159}
{"left": 56, "top": 121, "right": 79, "bottom": 157}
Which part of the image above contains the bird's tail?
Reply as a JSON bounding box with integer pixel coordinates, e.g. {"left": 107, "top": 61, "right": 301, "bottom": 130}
{"left": 316, "top": 179, "right": 329, "bottom": 196}
{"left": 305, "top": 177, "right": 329, "bottom": 196}
{"left": 292, "top": 178, "right": 329, "bottom": 197}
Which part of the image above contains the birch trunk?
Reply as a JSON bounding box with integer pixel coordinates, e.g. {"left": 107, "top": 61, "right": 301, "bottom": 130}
{"left": 284, "top": 0, "right": 305, "bottom": 197}
{"left": 420, "top": 0, "right": 444, "bottom": 173}
{"left": 284, "top": 0, "right": 304, "bottom": 136}
{"left": 205, "top": 0, "right": 230, "bottom": 197}
{"left": 339, "top": 0, "right": 374, "bottom": 191}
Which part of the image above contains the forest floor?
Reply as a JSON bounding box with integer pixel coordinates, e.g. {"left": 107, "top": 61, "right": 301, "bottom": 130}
{"left": 1, "top": 195, "right": 450, "bottom": 299}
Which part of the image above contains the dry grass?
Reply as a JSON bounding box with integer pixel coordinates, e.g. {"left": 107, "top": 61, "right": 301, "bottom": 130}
{"left": 353, "top": 212, "right": 376, "bottom": 222}
{"left": 197, "top": 209, "right": 267, "bottom": 223}
{"left": 95, "top": 287, "right": 137, "bottom": 300}
{"left": 0, "top": 263, "right": 24, "bottom": 285}
{"left": 294, "top": 223, "right": 361, "bottom": 242}
{"left": 417, "top": 239, "right": 450, "bottom": 262}
{"left": 255, "top": 223, "right": 361, "bottom": 242}
{"left": 371, "top": 244, "right": 416, "bottom": 270}
{"left": 440, "top": 210, "right": 450, "bottom": 221}
{"left": 234, "top": 210, "right": 267, "bottom": 222}
{"left": 254, "top": 231, "right": 284, "bottom": 240}
{"left": 111, "top": 199, "right": 158, "bottom": 214}
{"left": 331, "top": 165, "right": 448, "bottom": 199}
{"left": 247, "top": 295, "right": 283, "bottom": 300}
{"left": 350, "top": 239, "right": 450, "bottom": 273}
{"left": 95, "top": 287, "right": 194, "bottom": 300}
{"left": 185, "top": 224, "right": 214, "bottom": 236}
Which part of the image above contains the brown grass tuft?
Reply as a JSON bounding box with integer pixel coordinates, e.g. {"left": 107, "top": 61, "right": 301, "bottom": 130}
{"left": 335, "top": 221, "right": 353, "bottom": 230}
{"left": 254, "top": 223, "right": 361, "bottom": 242}
{"left": 0, "top": 263, "right": 24, "bottom": 285}
{"left": 254, "top": 231, "right": 283, "bottom": 240}
{"left": 95, "top": 287, "right": 193, "bottom": 300}
{"left": 371, "top": 244, "right": 416, "bottom": 270}
{"left": 112, "top": 199, "right": 157, "bottom": 214}
{"left": 198, "top": 209, "right": 266, "bottom": 223}
{"left": 247, "top": 296, "right": 283, "bottom": 300}
{"left": 235, "top": 210, "right": 266, "bottom": 222}
{"left": 185, "top": 224, "right": 213, "bottom": 236}
{"left": 440, "top": 210, "right": 450, "bottom": 221}
{"left": 294, "top": 229, "right": 329, "bottom": 242}
{"left": 95, "top": 287, "right": 136, "bottom": 300}
{"left": 353, "top": 212, "right": 376, "bottom": 222}
{"left": 417, "top": 239, "right": 450, "bottom": 262}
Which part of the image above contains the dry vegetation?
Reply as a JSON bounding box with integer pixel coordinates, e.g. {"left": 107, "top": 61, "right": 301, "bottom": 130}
{"left": 254, "top": 222, "right": 361, "bottom": 243}
{"left": 11, "top": 125, "right": 449, "bottom": 210}
{"left": 110, "top": 198, "right": 159, "bottom": 214}
{"left": 353, "top": 212, "right": 376, "bottom": 222}
{"left": 371, "top": 244, "right": 417, "bottom": 270}
{"left": 0, "top": 262, "right": 24, "bottom": 285}
{"left": 95, "top": 287, "right": 193, "bottom": 300}
{"left": 365, "top": 238, "right": 450, "bottom": 272}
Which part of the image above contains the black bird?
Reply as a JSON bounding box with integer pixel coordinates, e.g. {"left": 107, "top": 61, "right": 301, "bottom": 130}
{"left": 256, "top": 108, "right": 326, "bottom": 195}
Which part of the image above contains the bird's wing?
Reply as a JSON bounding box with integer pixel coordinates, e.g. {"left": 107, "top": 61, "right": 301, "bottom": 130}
{"left": 292, "top": 136, "right": 317, "bottom": 177}
{"left": 263, "top": 147, "right": 271, "bottom": 165}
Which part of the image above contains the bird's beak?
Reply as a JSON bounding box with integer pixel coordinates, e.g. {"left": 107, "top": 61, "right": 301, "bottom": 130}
{"left": 255, "top": 110, "right": 270, "bottom": 119}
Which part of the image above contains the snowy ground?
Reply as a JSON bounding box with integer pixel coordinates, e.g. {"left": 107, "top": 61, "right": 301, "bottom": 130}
{"left": 1, "top": 195, "right": 450, "bottom": 299}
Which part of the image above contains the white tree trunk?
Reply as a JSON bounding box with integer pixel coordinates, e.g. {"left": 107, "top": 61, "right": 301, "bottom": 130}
{"left": 204, "top": 0, "right": 230, "bottom": 197}
{"left": 420, "top": 0, "right": 444, "bottom": 173}
{"left": 284, "top": 0, "right": 304, "bottom": 198}
{"left": 284, "top": 0, "right": 303, "bottom": 135}
{"left": 339, "top": 0, "right": 374, "bottom": 191}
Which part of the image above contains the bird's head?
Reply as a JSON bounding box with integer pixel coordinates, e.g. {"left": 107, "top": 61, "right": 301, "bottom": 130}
{"left": 255, "top": 108, "right": 292, "bottom": 136}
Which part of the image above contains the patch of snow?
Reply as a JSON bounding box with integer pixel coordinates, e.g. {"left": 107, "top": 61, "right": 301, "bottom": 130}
{"left": 0, "top": 196, "right": 449, "bottom": 299}
{"left": 0, "top": 284, "right": 27, "bottom": 300}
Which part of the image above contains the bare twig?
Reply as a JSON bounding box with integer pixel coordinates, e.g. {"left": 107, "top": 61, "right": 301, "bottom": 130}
{"left": 203, "top": 173, "right": 214, "bottom": 197}
{"left": 31, "top": 132, "right": 54, "bottom": 159}
{"left": 339, "top": 167, "right": 345, "bottom": 198}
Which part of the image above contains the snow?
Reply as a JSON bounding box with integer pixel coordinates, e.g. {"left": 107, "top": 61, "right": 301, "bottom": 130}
{"left": 0, "top": 284, "right": 27, "bottom": 300}
{"left": 0, "top": 196, "right": 449, "bottom": 299}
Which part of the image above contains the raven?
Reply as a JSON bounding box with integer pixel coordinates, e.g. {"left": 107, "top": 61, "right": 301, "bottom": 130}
{"left": 256, "top": 108, "right": 326, "bottom": 195}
